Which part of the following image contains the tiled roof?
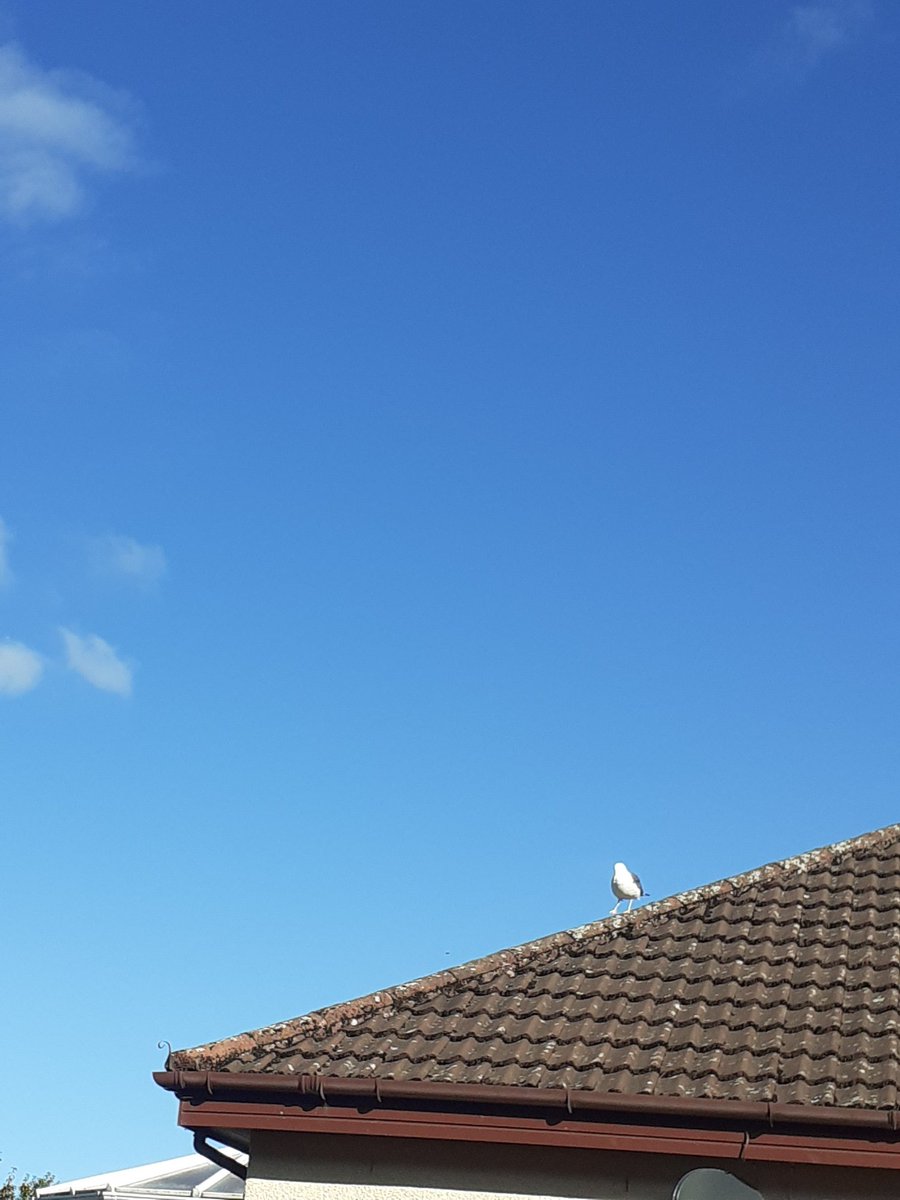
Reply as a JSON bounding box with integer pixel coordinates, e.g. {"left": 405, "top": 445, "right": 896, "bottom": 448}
{"left": 174, "top": 824, "right": 900, "bottom": 1109}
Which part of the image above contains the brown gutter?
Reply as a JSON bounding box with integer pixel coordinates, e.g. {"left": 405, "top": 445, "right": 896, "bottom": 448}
{"left": 154, "top": 1070, "right": 900, "bottom": 1135}
{"left": 154, "top": 1071, "right": 900, "bottom": 1169}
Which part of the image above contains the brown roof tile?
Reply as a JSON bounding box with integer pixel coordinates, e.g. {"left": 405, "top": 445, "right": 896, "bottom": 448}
{"left": 173, "top": 824, "right": 900, "bottom": 1108}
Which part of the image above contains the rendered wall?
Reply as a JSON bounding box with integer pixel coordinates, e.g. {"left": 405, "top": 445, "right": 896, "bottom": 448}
{"left": 245, "top": 1130, "right": 899, "bottom": 1200}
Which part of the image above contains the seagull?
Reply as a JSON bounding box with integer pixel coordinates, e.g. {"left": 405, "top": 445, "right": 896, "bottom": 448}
{"left": 610, "top": 861, "right": 647, "bottom": 915}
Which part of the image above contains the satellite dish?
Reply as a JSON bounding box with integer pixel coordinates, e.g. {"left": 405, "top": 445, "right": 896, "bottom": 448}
{"left": 673, "top": 1168, "right": 763, "bottom": 1200}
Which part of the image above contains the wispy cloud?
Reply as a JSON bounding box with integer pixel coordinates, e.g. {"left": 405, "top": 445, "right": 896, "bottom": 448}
{"left": 739, "top": 0, "right": 873, "bottom": 94}
{"left": 784, "top": 1, "right": 871, "bottom": 71}
{"left": 761, "top": 1, "right": 873, "bottom": 86}
{"left": 0, "top": 639, "right": 43, "bottom": 696}
{"left": 60, "top": 627, "right": 132, "bottom": 696}
{"left": 0, "top": 516, "right": 11, "bottom": 587}
{"left": 0, "top": 42, "right": 139, "bottom": 224}
{"left": 90, "top": 533, "right": 167, "bottom": 585}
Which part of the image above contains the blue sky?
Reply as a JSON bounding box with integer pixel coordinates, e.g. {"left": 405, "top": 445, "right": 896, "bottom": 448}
{"left": 1, "top": 0, "right": 898, "bottom": 1181}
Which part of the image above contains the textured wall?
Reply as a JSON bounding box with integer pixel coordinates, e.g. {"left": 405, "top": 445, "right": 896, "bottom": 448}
{"left": 245, "top": 1131, "right": 898, "bottom": 1200}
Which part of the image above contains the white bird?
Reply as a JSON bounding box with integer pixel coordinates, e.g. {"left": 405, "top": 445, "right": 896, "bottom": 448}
{"left": 609, "top": 861, "right": 647, "bottom": 915}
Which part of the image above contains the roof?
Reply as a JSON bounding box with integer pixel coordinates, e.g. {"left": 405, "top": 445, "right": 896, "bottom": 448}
{"left": 170, "top": 823, "right": 900, "bottom": 1109}
{"left": 37, "top": 1154, "right": 245, "bottom": 1200}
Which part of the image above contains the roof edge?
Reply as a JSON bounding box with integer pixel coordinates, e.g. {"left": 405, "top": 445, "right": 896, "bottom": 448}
{"left": 35, "top": 1156, "right": 216, "bottom": 1197}
{"left": 154, "top": 1070, "right": 900, "bottom": 1133}
{"left": 169, "top": 821, "right": 900, "bottom": 1071}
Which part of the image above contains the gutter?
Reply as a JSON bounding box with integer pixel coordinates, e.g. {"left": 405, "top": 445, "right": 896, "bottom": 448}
{"left": 154, "top": 1071, "right": 900, "bottom": 1170}
{"left": 154, "top": 1070, "right": 900, "bottom": 1134}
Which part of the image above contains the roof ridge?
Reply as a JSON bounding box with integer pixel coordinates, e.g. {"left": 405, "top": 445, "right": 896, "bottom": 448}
{"left": 172, "top": 822, "right": 900, "bottom": 1070}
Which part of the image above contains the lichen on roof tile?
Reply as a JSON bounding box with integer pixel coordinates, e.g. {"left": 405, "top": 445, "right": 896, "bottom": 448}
{"left": 171, "top": 823, "right": 900, "bottom": 1108}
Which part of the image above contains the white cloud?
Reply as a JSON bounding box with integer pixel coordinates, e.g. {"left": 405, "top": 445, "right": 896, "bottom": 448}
{"left": 735, "top": 1, "right": 872, "bottom": 97}
{"left": 0, "top": 639, "right": 43, "bottom": 695}
{"left": 0, "top": 516, "right": 11, "bottom": 587}
{"left": 0, "top": 42, "right": 139, "bottom": 224}
{"left": 60, "top": 627, "right": 132, "bottom": 696}
{"left": 769, "top": 1, "right": 872, "bottom": 82}
{"left": 91, "top": 533, "right": 166, "bottom": 585}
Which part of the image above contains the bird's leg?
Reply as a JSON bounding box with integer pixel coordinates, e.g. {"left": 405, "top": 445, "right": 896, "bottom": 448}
{"left": 626, "top": 898, "right": 634, "bottom": 912}
{"left": 609, "top": 901, "right": 621, "bottom": 915}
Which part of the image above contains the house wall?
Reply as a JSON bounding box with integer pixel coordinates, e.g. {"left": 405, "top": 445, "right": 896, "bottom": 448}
{"left": 245, "top": 1130, "right": 899, "bottom": 1200}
